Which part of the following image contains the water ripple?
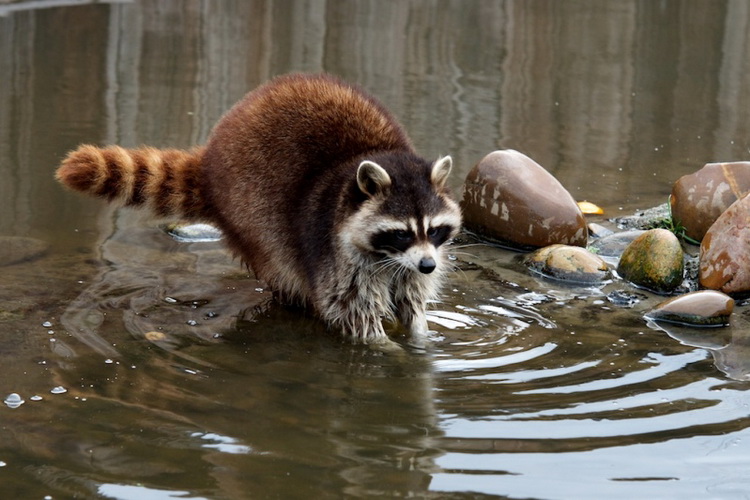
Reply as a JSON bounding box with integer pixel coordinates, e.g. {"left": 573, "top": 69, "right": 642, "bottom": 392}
{"left": 440, "top": 382, "right": 746, "bottom": 440}
{"left": 434, "top": 342, "right": 558, "bottom": 373}
{"left": 517, "top": 350, "right": 709, "bottom": 394}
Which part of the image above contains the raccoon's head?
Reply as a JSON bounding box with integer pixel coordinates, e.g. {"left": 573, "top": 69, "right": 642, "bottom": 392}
{"left": 346, "top": 154, "right": 462, "bottom": 274}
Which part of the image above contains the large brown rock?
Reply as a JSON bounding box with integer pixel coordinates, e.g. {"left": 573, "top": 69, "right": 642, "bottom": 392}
{"left": 670, "top": 161, "right": 750, "bottom": 241}
{"left": 461, "top": 150, "right": 588, "bottom": 249}
{"left": 699, "top": 193, "right": 750, "bottom": 294}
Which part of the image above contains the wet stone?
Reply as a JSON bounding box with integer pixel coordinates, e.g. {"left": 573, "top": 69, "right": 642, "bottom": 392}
{"left": 613, "top": 203, "right": 670, "bottom": 231}
{"left": 0, "top": 236, "right": 49, "bottom": 267}
{"left": 671, "top": 161, "right": 750, "bottom": 242}
{"left": 606, "top": 289, "right": 647, "bottom": 308}
{"left": 524, "top": 244, "right": 611, "bottom": 284}
{"left": 587, "top": 222, "right": 614, "bottom": 239}
{"left": 145, "top": 331, "right": 167, "bottom": 342}
{"left": 699, "top": 193, "right": 750, "bottom": 294}
{"left": 3, "top": 393, "right": 24, "bottom": 409}
{"left": 587, "top": 230, "right": 644, "bottom": 258}
{"left": 645, "top": 290, "right": 734, "bottom": 327}
{"left": 165, "top": 223, "right": 223, "bottom": 242}
{"left": 461, "top": 150, "right": 588, "bottom": 250}
{"left": 616, "top": 228, "right": 684, "bottom": 294}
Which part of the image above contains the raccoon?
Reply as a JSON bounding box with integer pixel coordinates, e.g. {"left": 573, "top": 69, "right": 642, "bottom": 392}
{"left": 56, "top": 73, "right": 462, "bottom": 345}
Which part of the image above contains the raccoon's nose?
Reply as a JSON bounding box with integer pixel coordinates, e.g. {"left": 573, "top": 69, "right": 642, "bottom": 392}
{"left": 418, "top": 257, "right": 436, "bottom": 274}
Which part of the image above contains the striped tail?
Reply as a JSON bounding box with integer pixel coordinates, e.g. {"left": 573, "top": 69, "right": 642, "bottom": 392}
{"left": 56, "top": 144, "right": 210, "bottom": 220}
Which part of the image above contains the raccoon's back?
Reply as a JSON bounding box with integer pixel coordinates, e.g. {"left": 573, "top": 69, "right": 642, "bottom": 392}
{"left": 204, "top": 74, "right": 412, "bottom": 182}
{"left": 201, "top": 74, "right": 415, "bottom": 296}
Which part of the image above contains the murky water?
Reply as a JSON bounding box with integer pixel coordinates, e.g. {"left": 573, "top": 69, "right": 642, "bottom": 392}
{"left": 2, "top": 1, "right": 750, "bottom": 498}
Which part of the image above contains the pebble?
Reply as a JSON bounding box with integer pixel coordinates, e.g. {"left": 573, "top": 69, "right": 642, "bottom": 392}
{"left": 699, "top": 193, "right": 750, "bottom": 294}
{"left": 3, "top": 393, "right": 25, "bottom": 409}
{"left": 524, "top": 244, "right": 611, "bottom": 284}
{"left": 461, "top": 150, "right": 588, "bottom": 249}
{"left": 606, "top": 290, "right": 647, "bottom": 308}
{"left": 145, "top": 331, "right": 167, "bottom": 342}
{"left": 645, "top": 290, "right": 734, "bottom": 327}
{"left": 616, "top": 228, "right": 684, "bottom": 294}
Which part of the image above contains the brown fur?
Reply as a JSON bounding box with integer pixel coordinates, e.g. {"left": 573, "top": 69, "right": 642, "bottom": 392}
{"left": 199, "top": 74, "right": 416, "bottom": 299}
{"left": 56, "top": 74, "right": 461, "bottom": 344}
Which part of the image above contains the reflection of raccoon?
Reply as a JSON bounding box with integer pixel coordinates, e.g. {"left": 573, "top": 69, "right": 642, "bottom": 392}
{"left": 56, "top": 73, "right": 462, "bottom": 345}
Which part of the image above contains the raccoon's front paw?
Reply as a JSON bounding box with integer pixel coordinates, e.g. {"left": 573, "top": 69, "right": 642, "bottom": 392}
{"left": 367, "top": 337, "right": 406, "bottom": 355}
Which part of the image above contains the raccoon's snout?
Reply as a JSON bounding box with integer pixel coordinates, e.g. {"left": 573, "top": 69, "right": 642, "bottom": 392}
{"left": 418, "top": 257, "right": 436, "bottom": 274}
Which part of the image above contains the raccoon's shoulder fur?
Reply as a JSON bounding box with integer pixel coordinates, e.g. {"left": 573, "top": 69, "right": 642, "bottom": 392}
{"left": 56, "top": 73, "right": 462, "bottom": 346}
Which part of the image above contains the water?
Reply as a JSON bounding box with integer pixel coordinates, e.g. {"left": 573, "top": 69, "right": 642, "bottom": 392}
{"left": 2, "top": 1, "right": 750, "bottom": 498}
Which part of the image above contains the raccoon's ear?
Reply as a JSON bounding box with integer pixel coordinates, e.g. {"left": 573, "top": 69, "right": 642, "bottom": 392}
{"left": 357, "top": 160, "right": 391, "bottom": 197}
{"left": 431, "top": 155, "right": 452, "bottom": 189}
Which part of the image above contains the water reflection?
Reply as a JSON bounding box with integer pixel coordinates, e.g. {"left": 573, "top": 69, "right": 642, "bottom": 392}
{"left": 652, "top": 314, "right": 750, "bottom": 381}
{"left": 2, "top": 0, "right": 750, "bottom": 498}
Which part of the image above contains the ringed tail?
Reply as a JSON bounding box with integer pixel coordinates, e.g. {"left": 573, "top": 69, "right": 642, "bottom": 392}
{"left": 56, "top": 144, "right": 210, "bottom": 220}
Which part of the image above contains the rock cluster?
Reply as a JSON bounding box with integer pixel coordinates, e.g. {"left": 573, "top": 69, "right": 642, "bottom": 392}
{"left": 668, "top": 160, "right": 750, "bottom": 295}
{"left": 460, "top": 150, "right": 750, "bottom": 331}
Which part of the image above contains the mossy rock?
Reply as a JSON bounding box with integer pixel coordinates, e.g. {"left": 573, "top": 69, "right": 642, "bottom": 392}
{"left": 616, "top": 228, "right": 684, "bottom": 294}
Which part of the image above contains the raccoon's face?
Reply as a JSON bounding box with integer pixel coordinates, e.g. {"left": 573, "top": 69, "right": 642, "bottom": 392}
{"left": 369, "top": 215, "right": 458, "bottom": 274}
{"left": 346, "top": 155, "right": 462, "bottom": 274}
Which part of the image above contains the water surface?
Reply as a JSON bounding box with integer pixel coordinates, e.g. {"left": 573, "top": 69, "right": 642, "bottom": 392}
{"left": 2, "top": 1, "right": 750, "bottom": 498}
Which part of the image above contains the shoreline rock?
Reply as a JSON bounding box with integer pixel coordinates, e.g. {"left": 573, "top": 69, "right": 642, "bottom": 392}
{"left": 461, "top": 150, "right": 587, "bottom": 250}
{"left": 670, "top": 161, "right": 750, "bottom": 242}
{"left": 699, "top": 193, "right": 750, "bottom": 295}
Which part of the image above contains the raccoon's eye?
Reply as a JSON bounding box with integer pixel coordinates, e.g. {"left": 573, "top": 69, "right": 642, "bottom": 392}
{"left": 427, "top": 225, "right": 452, "bottom": 246}
{"left": 371, "top": 229, "right": 414, "bottom": 253}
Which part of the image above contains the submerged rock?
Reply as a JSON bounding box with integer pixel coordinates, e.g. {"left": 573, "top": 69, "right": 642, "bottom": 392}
{"left": 587, "top": 223, "right": 614, "bottom": 239}
{"left": 587, "top": 230, "right": 644, "bottom": 258}
{"left": 699, "top": 193, "right": 750, "bottom": 294}
{"left": 0, "top": 236, "right": 49, "bottom": 267}
{"left": 461, "top": 150, "right": 588, "bottom": 250}
{"left": 616, "top": 228, "right": 684, "bottom": 294}
{"left": 613, "top": 203, "right": 670, "bottom": 231}
{"left": 670, "top": 161, "right": 750, "bottom": 242}
{"left": 645, "top": 290, "right": 734, "bottom": 327}
{"left": 524, "top": 244, "right": 611, "bottom": 284}
{"left": 606, "top": 289, "right": 647, "bottom": 308}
